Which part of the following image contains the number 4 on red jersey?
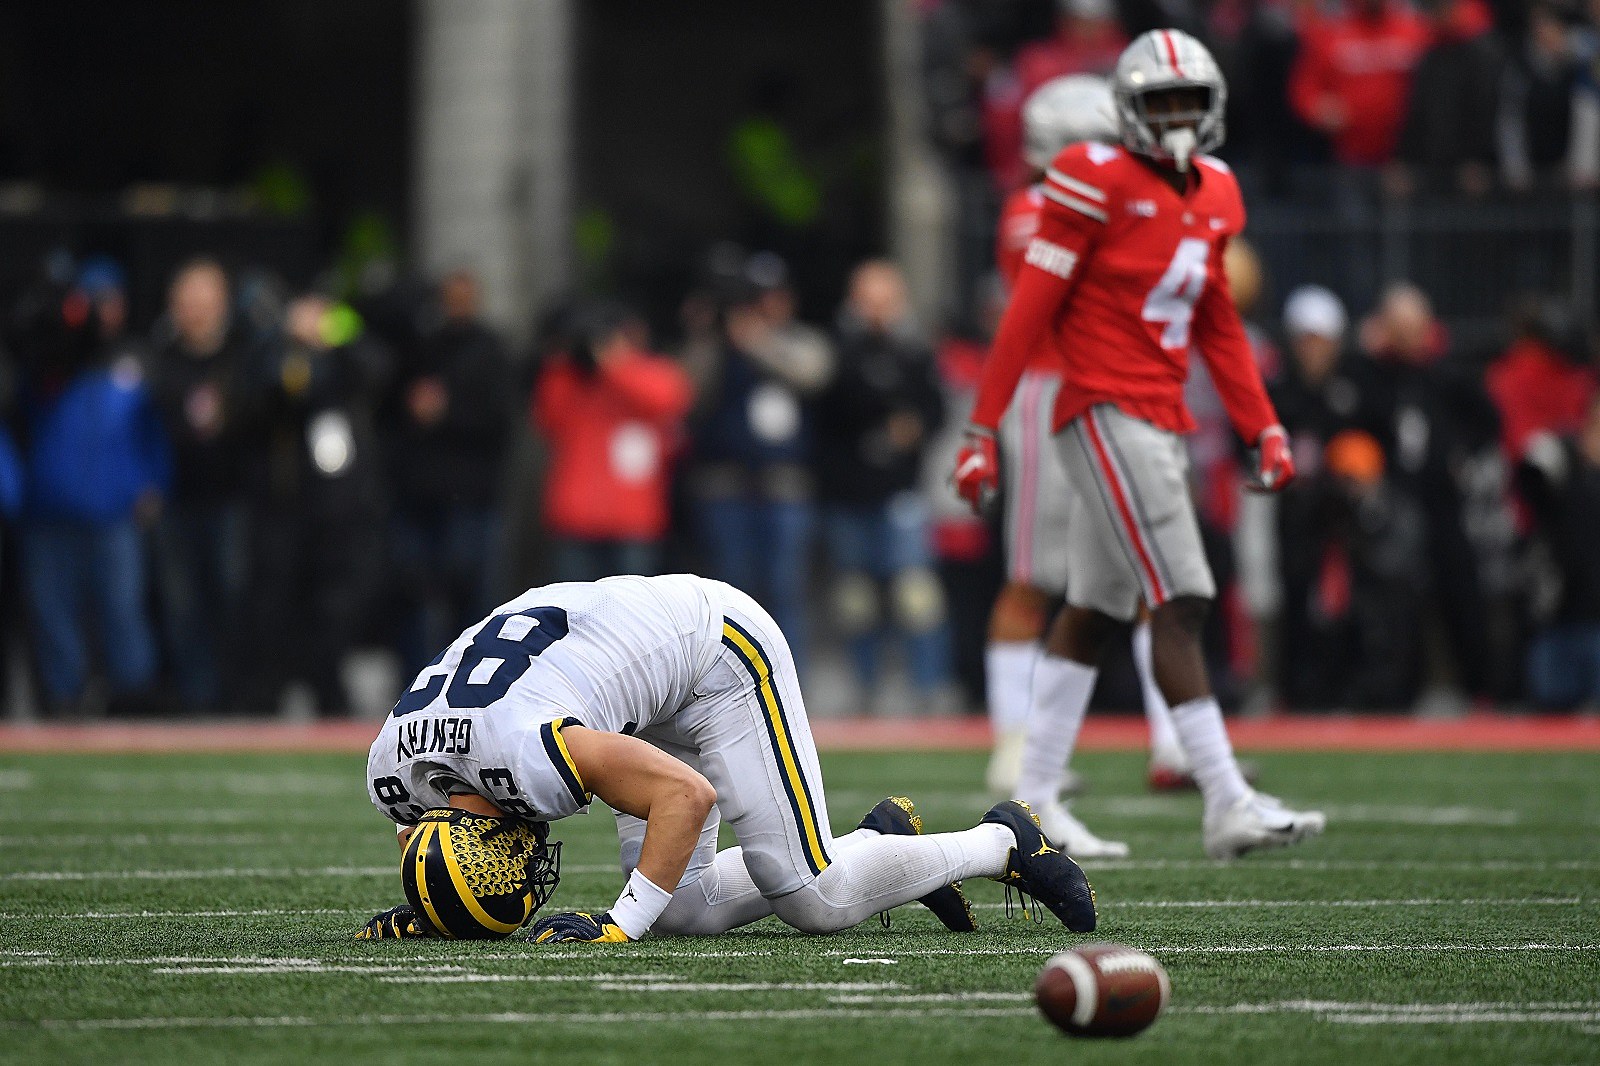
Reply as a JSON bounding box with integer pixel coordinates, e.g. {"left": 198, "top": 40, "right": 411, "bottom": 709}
{"left": 969, "top": 140, "right": 1276, "bottom": 449}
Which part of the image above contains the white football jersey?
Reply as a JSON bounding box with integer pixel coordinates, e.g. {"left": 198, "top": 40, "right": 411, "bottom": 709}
{"left": 367, "top": 574, "right": 722, "bottom": 826}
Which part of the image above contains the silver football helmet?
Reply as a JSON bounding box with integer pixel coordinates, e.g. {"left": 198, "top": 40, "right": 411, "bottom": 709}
{"left": 1022, "top": 75, "right": 1118, "bottom": 170}
{"left": 1112, "top": 29, "right": 1227, "bottom": 172}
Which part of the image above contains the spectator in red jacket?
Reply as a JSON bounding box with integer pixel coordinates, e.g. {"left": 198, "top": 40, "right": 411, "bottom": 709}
{"left": 1289, "top": 0, "right": 1432, "bottom": 167}
{"left": 1486, "top": 297, "right": 1598, "bottom": 463}
{"left": 531, "top": 302, "right": 693, "bottom": 582}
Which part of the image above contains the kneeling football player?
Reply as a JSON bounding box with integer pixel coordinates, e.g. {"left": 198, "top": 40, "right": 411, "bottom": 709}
{"left": 357, "top": 574, "right": 1096, "bottom": 942}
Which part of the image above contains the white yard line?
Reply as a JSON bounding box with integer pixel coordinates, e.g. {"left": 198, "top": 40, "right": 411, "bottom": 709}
{"left": 1076, "top": 858, "right": 1600, "bottom": 872}
{"left": 0, "top": 833, "right": 278, "bottom": 847}
{"left": 6, "top": 857, "right": 1599, "bottom": 880}
{"left": 829, "top": 993, "right": 1023, "bottom": 1004}
{"left": 828, "top": 995, "right": 1600, "bottom": 1028}
{"left": 1178, "top": 1000, "right": 1600, "bottom": 1014}
{"left": 27, "top": 1001, "right": 1600, "bottom": 1032}
{"left": 151, "top": 964, "right": 474, "bottom": 975}
{"left": 29, "top": 1008, "right": 1037, "bottom": 1031}
{"left": 0, "top": 770, "right": 35, "bottom": 790}
{"left": 2, "top": 895, "right": 1578, "bottom": 923}
{"left": 381, "top": 978, "right": 900, "bottom": 992}
{"left": 969, "top": 897, "right": 1584, "bottom": 911}
{"left": 0, "top": 908, "right": 369, "bottom": 920}
{"left": 378, "top": 972, "right": 690, "bottom": 984}
{"left": 1089, "top": 798, "right": 1524, "bottom": 827}
{"left": 0, "top": 863, "right": 619, "bottom": 882}
{"left": 1172, "top": 1000, "right": 1600, "bottom": 1027}
{"left": 8, "top": 942, "right": 1598, "bottom": 970}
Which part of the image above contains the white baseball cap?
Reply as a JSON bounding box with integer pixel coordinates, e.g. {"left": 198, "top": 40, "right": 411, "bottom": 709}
{"left": 1283, "top": 285, "right": 1347, "bottom": 339}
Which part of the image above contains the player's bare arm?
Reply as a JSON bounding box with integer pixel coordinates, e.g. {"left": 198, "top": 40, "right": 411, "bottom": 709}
{"left": 559, "top": 724, "right": 717, "bottom": 895}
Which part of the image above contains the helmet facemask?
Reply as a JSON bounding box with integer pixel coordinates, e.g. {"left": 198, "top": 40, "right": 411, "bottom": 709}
{"left": 1127, "top": 85, "right": 1215, "bottom": 172}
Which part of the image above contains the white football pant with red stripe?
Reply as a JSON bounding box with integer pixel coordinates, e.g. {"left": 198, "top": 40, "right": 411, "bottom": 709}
{"left": 1056, "top": 403, "right": 1216, "bottom": 618}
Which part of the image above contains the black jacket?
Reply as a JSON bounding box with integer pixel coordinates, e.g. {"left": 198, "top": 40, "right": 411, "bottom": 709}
{"left": 1521, "top": 438, "right": 1600, "bottom": 624}
{"left": 146, "top": 323, "right": 269, "bottom": 505}
{"left": 385, "top": 319, "right": 513, "bottom": 511}
{"left": 814, "top": 319, "right": 943, "bottom": 506}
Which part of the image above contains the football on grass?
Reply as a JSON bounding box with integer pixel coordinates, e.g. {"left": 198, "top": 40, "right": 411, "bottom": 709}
{"left": 1034, "top": 943, "right": 1170, "bottom": 1037}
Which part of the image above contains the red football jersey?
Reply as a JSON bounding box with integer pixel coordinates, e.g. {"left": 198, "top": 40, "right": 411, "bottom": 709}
{"left": 996, "top": 185, "right": 1043, "bottom": 290}
{"left": 971, "top": 141, "right": 1278, "bottom": 445}
{"left": 995, "top": 184, "right": 1065, "bottom": 375}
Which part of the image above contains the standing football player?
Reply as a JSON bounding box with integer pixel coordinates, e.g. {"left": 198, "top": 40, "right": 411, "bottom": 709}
{"left": 357, "top": 574, "right": 1096, "bottom": 941}
{"left": 986, "top": 76, "right": 1193, "bottom": 856}
{"left": 953, "top": 30, "right": 1325, "bottom": 859}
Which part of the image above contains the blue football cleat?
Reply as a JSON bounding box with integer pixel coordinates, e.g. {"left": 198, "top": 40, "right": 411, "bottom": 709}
{"left": 981, "top": 800, "right": 1097, "bottom": 933}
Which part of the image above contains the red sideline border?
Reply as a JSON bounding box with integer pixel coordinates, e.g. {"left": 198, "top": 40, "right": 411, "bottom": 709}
{"left": 1, "top": 715, "right": 1598, "bottom": 755}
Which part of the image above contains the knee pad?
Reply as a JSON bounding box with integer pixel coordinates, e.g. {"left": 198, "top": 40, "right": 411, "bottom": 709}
{"left": 831, "top": 574, "right": 879, "bottom": 636}
{"left": 769, "top": 880, "right": 850, "bottom": 935}
{"left": 891, "top": 568, "right": 946, "bottom": 635}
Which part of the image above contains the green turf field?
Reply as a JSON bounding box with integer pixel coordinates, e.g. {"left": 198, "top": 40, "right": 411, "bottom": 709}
{"left": 0, "top": 748, "right": 1596, "bottom": 1065}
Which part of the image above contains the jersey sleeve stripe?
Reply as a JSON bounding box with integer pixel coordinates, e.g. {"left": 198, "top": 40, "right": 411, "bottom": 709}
{"left": 1041, "top": 185, "right": 1110, "bottom": 224}
{"left": 1045, "top": 169, "right": 1107, "bottom": 203}
{"left": 721, "top": 618, "right": 831, "bottom": 876}
{"left": 540, "top": 717, "right": 591, "bottom": 808}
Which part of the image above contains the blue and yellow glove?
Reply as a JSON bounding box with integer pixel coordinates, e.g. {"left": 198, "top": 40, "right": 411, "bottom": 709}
{"left": 356, "top": 904, "right": 433, "bottom": 940}
{"left": 529, "top": 910, "right": 632, "bottom": 943}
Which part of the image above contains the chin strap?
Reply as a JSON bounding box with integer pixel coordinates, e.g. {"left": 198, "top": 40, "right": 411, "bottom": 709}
{"left": 1161, "top": 127, "right": 1198, "bottom": 172}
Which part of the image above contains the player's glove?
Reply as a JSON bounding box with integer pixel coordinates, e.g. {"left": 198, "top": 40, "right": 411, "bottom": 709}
{"left": 952, "top": 425, "right": 1000, "bottom": 514}
{"left": 529, "top": 910, "right": 633, "bottom": 944}
{"left": 356, "top": 904, "right": 433, "bottom": 940}
{"left": 1247, "top": 425, "right": 1295, "bottom": 492}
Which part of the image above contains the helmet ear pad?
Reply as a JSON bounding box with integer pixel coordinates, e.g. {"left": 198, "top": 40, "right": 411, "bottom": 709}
{"left": 400, "top": 807, "right": 563, "bottom": 939}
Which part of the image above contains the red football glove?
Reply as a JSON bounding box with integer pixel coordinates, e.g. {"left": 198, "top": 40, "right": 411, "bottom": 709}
{"left": 953, "top": 426, "right": 1000, "bottom": 513}
{"left": 1247, "top": 424, "right": 1295, "bottom": 492}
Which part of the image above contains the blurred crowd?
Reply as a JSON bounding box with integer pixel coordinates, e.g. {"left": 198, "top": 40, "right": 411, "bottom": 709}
{"left": 2, "top": 0, "right": 1599, "bottom": 719}
{"left": 926, "top": 0, "right": 1600, "bottom": 326}
{"left": 1, "top": 236, "right": 1597, "bottom": 719}
{"left": 0, "top": 248, "right": 974, "bottom": 719}
{"left": 925, "top": 0, "right": 1600, "bottom": 198}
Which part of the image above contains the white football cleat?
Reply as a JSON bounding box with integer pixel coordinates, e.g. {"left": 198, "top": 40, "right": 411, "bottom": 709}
{"left": 985, "top": 730, "right": 1026, "bottom": 795}
{"left": 1036, "top": 800, "right": 1130, "bottom": 859}
{"left": 1203, "top": 791, "right": 1326, "bottom": 860}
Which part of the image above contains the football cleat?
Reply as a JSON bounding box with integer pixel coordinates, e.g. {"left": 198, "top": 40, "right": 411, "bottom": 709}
{"left": 859, "top": 796, "right": 977, "bottom": 932}
{"left": 1034, "top": 800, "right": 1130, "bottom": 859}
{"left": 1203, "top": 791, "right": 1326, "bottom": 860}
{"left": 355, "top": 904, "right": 432, "bottom": 940}
{"left": 529, "top": 910, "right": 632, "bottom": 943}
{"left": 981, "top": 800, "right": 1097, "bottom": 933}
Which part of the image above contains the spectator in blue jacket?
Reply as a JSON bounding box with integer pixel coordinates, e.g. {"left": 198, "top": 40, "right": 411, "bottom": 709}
{"left": 12, "top": 260, "right": 169, "bottom": 715}
{"left": 682, "top": 254, "right": 835, "bottom": 667}
{"left": 0, "top": 428, "right": 20, "bottom": 519}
